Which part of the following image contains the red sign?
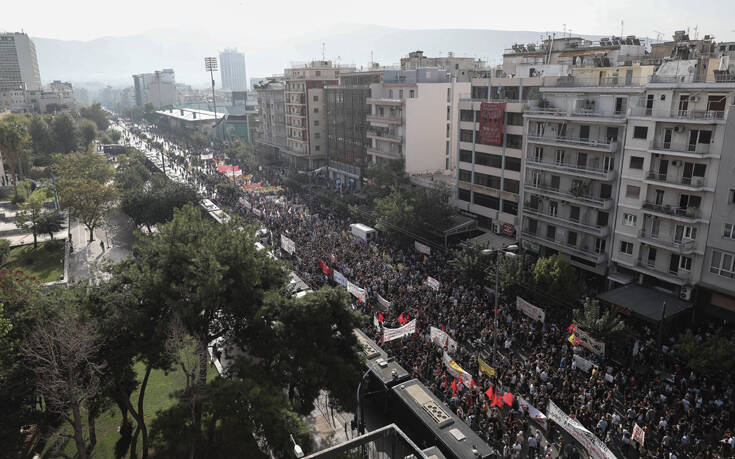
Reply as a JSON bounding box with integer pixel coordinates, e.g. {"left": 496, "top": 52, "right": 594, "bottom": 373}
{"left": 479, "top": 102, "right": 505, "bottom": 145}
{"left": 502, "top": 223, "right": 515, "bottom": 236}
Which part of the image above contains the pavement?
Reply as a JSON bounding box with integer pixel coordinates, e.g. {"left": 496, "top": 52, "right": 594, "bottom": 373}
{"left": 67, "top": 209, "right": 135, "bottom": 282}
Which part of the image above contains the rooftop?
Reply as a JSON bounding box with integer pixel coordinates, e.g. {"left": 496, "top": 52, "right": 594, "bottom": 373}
{"left": 156, "top": 108, "right": 225, "bottom": 122}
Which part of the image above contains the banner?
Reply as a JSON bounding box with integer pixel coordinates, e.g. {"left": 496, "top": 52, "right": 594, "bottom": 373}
{"left": 429, "top": 327, "right": 458, "bottom": 354}
{"left": 252, "top": 208, "right": 262, "bottom": 217}
{"left": 239, "top": 198, "right": 252, "bottom": 210}
{"left": 518, "top": 396, "right": 548, "bottom": 430}
{"left": 478, "top": 102, "right": 505, "bottom": 145}
{"left": 477, "top": 356, "right": 496, "bottom": 377}
{"left": 373, "top": 314, "right": 381, "bottom": 330}
{"left": 547, "top": 401, "right": 616, "bottom": 459}
{"left": 574, "top": 327, "right": 606, "bottom": 356}
{"left": 333, "top": 270, "right": 347, "bottom": 287}
{"left": 280, "top": 234, "right": 295, "bottom": 255}
{"left": 383, "top": 319, "right": 417, "bottom": 342}
{"left": 200, "top": 153, "right": 213, "bottom": 160}
{"left": 573, "top": 354, "right": 596, "bottom": 373}
{"left": 217, "top": 165, "right": 240, "bottom": 173}
{"left": 232, "top": 169, "right": 242, "bottom": 177}
{"left": 376, "top": 293, "right": 391, "bottom": 309}
{"left": 516, "top": 296, "right": 545, "bottom": 322}
{"left": 426, "top": 276, "right": 440, "bottom": 291}
{"left": 632, "top": 423, "right": 645, "bottom": 447}
{"left": 414, "top": 241, "right": 431, "bottom": 255}
{"left": 347, "top": 281, "right": 367, "bottom": 303}
{"left": 442, "top": 352, "right": 473, "bottom": 387}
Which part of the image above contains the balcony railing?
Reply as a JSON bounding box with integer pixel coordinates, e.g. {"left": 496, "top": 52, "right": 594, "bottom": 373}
{"left": 523, "top": 206, "right": 608, "bottom": 235}
{"left": 366, "top": 146, "right": 402, "bottom": 160}
{"left": 526, "top": 159, "right": 617, "bottom": 180}
{"left": 527, "top": 135, "right": 617, "bottom": 151}
{"left": 521, "top": 231, "right": 607, "bottom": 262}
{"left": 523, "top": 184, "right": 612, "bottom": 209}
{"left": 631, "top": 107, "right": 725, "bottom": 120}
{"left": 366, "top": 98, "right": 403, "bottom": 105}
{"left": 366, "top": 113, "right": 402, "bottom": 123}
{"left": 366, "top": 129, "right": 402, "bottom": 142}
{"left": 649, "top": 140, "right": 711, "bottom": 155}
{"left": 641, "top": 201, "right": 701, "bottom": 219}
{"left": 639, "top": 231, "right": 696, "bottom": 252}
{"left": 645, "top": 171, "right": 707, "bottom": 188}
{"left": 634, "top": 260, "right": 692, "bottom": 285}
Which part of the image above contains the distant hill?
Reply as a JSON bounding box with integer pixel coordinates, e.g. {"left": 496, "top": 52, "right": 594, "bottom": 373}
{"left": 32, "top": 25, "right": 599, "bottom": 89}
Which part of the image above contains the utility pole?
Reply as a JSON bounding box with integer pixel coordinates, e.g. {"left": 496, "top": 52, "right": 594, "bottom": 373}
{"left": 205, "top": 57, "right": 219, "bottom": 133}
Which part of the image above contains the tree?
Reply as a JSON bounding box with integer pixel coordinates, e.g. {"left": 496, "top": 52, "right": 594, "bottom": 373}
{"left": 532, "top": 254, "right": 582, "bottom": 305}
{"left": 115, "top": 150, "right": 151, "bottom": 193}
{"left": 79, "top": 119, "right": 98, "bottom": 149}
{"left": 122, "top": 175, "right": 197, "bottom": 232}
{"left": 572, "top": 297, "right": 626, "bottom": 342}
{"left": 0, "top": 115, "right": 31, "bottom": 191}
{"left": 108, "top": 129, "right": 121, "bottom": 144}
{"left": 52, "top": 112, "right": 77, "bottom": 154}
{"left": 29, "top": 114, "right": 52, "bottom": 155}
{"left": 23, "top": 297, "right": 105, "bottom": 459}
{"left": 451, "top": 243, "right": 488, "bottom": 285}
{"left": 0, "top": 239, "right": 9, "bottom": 263}
{"left": 79, "top": 103, "right": 109, "bottom": 131}
{"left": 373, "top": 188, "right": 416, "bottom": 242}
{"left": 37, "top": 211, "right": 66, "bottom": 240}
{"left": 15, "top": 192, "right": 48, "bottom": 247}
{"left": 55, "top": 151, "right": 118, "bottom": 241}
{"left": 674, "top": 330, "right": 735, "bottom": 377}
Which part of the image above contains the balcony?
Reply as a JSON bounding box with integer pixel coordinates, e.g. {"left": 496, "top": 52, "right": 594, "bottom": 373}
{"left": 649, "top": 140, "right": 711, "bottom": 157}
{"left": 641, "top": 201, "right": 701, "bottom": 221}
{"left": 639, "top": 231, "right": 697, "bottom": 254}
{"left": 367, "top": 98, "right": 403, "bottom": 106}
{"left": 525, "top": 159, "right": 617, "bottom": 181}
{"left": 525, "top": 108, "right": 627, "bottom": 123}
{"left": 523, "top": 184, "right": 612, "bottom": 210}
{"left": 366, "top": 113, "right": 402, "bottom": 125}
{"left": 367, "top": 129, "right": 402, "bottom": 143}
{"left": 521, "top": 231, "right": 607, "bottom": 263}
{"left": 633, "top": 260, "right": 691, "bottom": 286}
{"left": 523, "top": 206, "right": 609, "bottom": 237}
{"left": 526, "top": 135, "right": 618, "bottom": 152}
{"left": 644, "top": 172, "right": 709, "bottom": 191}
{"left": 367, "top": 146, "right": 402, "bottom": 160}
{"left": 630, "top": 107, "right": 725, "bottom": 121}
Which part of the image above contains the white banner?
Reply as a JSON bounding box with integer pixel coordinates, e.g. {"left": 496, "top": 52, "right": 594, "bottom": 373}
{"left": 280, "top": 234, "right": 295, "bottom": 255}
{"left": 414, "top": 241, "right": 431, "bottom": 255}
{"left": 575, "top": 327, "right": 605, "bottom": 356}
{"left": 232, "top": 169, "right": 242, "bottom": 177}
{"left": 547, "top": 401, "right": 617, "bottom": 459}
{"left": 383, "top": 319, "right": 417, "bottom": 342}
{"left": 239, "top": 198, "right": 252, "bottom": 210}
{"left": 373, "top": 314, "right": 381, "bottom": 329}
{"left": 430, "top": 327, "right": 458, "bottom": 354}
{"left": 347, "top": 281, "right": 367, "bottom": 303}
{"left": 573, "top": 354, "right": 596, "bottom": 373}
{"left": 200, "top": 153, "right": 213, "bottom": 160}
{"left": 516, "top": 296, "right": 545, "bottom": 322}
{"left": 376, "top": 293, "right": 391, "bottom": 309}
{"left": 518, "top": 396, "right": 548, "bottom": 430}
{"left": 333, "top": 270, "right": 347, "bottom": 287}
{"left": 442, "top": 351, "right": 473, "bottom": 386}
{"left": 426, "top": 276, "right": 440, "bottom": 291}
{"left": 252, "top": 208, "right": 262, "bottom": 217}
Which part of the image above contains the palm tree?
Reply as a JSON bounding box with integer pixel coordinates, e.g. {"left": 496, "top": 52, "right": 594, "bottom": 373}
{"left": 572, "top": 297, "right": 626, "bottom": 341}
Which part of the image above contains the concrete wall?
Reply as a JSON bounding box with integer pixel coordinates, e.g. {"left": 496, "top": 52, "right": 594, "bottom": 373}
{"left": 405, "top": 83, "right": 450, "bottom": 174}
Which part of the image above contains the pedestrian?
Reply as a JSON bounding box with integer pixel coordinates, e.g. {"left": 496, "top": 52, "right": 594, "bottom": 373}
{"left": 100, "top": 240, "right": 105, "bottom": 252}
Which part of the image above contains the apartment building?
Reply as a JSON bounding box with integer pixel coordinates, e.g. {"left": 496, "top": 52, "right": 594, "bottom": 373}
{"left": 367, "top": 68, "right": 469, "bottom": 176}
{"left": 0, "top": 32, "right": 41, "bottom": 112}
{"left": 401, "top": 50, "right": 486, "bottom": 82}
{"left": 325, "top": 70, "right": 383, "bottom": 189}
{"left": 132, "top": 69, "right": 176, "bottom": 108}
{"left": 254, "top": 77, "right": 287, "bottom": 159}
{"left": 219, "top": 48, "right": 247, "bottom": 91}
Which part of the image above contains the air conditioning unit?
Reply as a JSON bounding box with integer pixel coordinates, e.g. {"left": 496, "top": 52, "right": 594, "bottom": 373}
{"left": 680, "top": 285, "right": 692, "bottom": 301}
{"left": 673, "top": 125, "right": 685, "bottom": 132}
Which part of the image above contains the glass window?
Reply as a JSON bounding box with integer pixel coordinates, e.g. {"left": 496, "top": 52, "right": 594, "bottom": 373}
{"left": 624, "top": 213, "right": 637, "bottom": 226}
{"left": 620, "top": 241, "right": 634, "bottom": 255}
{"left": 724, "top": 223, "right": 735, "bottom": 239}
{"left": 633, "top": 126, "right": 648, "bottom": 139}
{"left": 626, "top": 185, "right": 641, "bottom": 199}
{"left": 629, "top": 156, "right": 644, "bottom": 169}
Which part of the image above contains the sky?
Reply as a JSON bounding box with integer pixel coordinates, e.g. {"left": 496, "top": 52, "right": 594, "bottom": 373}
{"left": 3, "top": 0, "right": 735, "bottom": 43}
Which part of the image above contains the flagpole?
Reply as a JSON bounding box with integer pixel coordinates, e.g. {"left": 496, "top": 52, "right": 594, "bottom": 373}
{"left": 493, "top": 250, "right": 499, "bottom": 367}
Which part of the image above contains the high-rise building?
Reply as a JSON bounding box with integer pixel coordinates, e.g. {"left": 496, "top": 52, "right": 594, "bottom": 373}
{"left": 254, "top": 77, "right": 287, "bottom": 158}
{"left": 132, "top": 69, "right": 176, "bottom": 107}
{"left": 0, "top": 32, "right": 41, "bottom": 91}
{"left": 219, "top": 49, "right": 247, "bottom": 91}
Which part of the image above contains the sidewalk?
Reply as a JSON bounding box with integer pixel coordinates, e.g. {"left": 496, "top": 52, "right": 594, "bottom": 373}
{"left": 67, "top": 210, "right": 135, "bottom": 282}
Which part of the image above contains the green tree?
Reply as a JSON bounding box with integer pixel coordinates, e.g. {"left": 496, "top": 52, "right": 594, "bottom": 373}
{"left": 532, "top": 254, "right": 582, "bottom": 304}
{"left": 29, "top": 114, "right": 52, "bottom": 155}
{"left": 55, "top": 151, "right": 118, "bottom": 241}
{"left": 373, "top": 188, "right": 416, "bottom": 241}
{"left": 0, "top": 239, "right": 10, "bottom": 262}
{"left": 14, "top": 192, "right": 48, "bottom": 247}
{"left": 79, "top": 119, "right": 98, "bottom": 149}
{"left": 674, "top": 330, "right": 735, "bottom": 377}
{"left": 52, "top": 112, "right": 77, "bottom": 154}
{"left": 79, "top": 102, "right": 109, "bottom": 131}
{"left": 37, "top": 211, "right": 66, "bottom": 240}
{"left": 410, "top": 184, "right": 455, "bottom": 235}
{"left": 572, "top": 297, "right": 626, "bottom": 342}
{"left": 121, "top": 175, "right": 198, "bottom": 232}
{"left": 115, "top": 150, "right": 151, "bottom": 193}
{"left": 0, "top": 115, "right": 31, "bottom": 191}
{"left": 108, "top": 129, "right": 121, "bottom": 143}
{"left": 451, "top": 243, "right": 488, "bottom": 284}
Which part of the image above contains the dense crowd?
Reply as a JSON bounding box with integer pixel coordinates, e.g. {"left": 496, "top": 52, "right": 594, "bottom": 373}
{"left": 119, "top": 119, "right": 735, "bottom": 459}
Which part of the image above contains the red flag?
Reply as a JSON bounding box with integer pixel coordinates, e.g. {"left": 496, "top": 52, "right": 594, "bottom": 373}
{"left": 441, "top": 325, "right": 445, "bottom": 332}
{"left": 405, "top": 313, "right": 410, "bottom": 322}
{"left": 491, "top": 393, "right": 504, "bottom": 408}
{"left": 319, "top": 260, "right": 332, "bottom": 276}
{"left": 574, "top": 337, "right": 581, "bottom": 347}
{"left": 567, "top": 323, "right": 575, "bottom": 334}
{"left": 502, "top": 392, "right": 514, "bottom": 406}
{"left": 377, "top": 312, "right": 384, "bottom": 323}
{"left": 397, "top": 313, "right": 407, "bottom": 325}
{"left": 451, "top": 378, "right": 458, "bottom": 395}
{"left": 485, "top": 386, "right": 494, "bottom": 400}
{"left": 443, "top": 374, "right": 448, "bottom": 389}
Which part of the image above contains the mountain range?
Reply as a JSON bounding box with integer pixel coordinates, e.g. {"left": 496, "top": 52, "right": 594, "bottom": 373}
{"left": 32, "top": 25, "right": 599, "bottom": 90}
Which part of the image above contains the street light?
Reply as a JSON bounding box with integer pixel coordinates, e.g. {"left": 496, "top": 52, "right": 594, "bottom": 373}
{"left": 482, "top": 244, "right": 518, "bottom": 367}
{"left": 289, "top": 434, "right": 304, "bottom": 458}
{"left": 204, "top": 57, "right": 219, "bottom": 129}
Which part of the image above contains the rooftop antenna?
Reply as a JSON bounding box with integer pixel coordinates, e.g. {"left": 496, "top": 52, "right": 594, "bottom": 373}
{"left": 321, "top": 42, "right": 326, "bottom": 61}
{"left": 621, "top": 20, "right": 624, "bottom": 38}
{"left": 693, "top": 25, "right": 699, "bottom": 40}
{"left": 563, "top": 24, "right": 566, "bottom": 36}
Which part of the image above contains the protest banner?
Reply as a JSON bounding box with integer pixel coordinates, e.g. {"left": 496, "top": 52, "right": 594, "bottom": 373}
{"left": 383, "top": 319, "right": 417, "bottom": 342}
{"left": 200, "top": 153, "right": 213, "bottom": 160}
{"left": 333, "top": 270, "right": 347, "bottom": 287}
{"left": 573, "top": 354, "right": 596, "bottom": 373}
{"left": 632, "top": 423, "right": 645, "bottom": 447}
{"left": 516, "top": 296, "right": 545, "bottom": 322}
{"left": 426, "top": 276, "right": 440, "bottom": 291}
{"left": 547, "top": 401, "right": 616, "bottom": 459}
{"left": 518, "top": 396, "right": 548, "bottom": 430}
{"left": 574, "top": 327, "right": 606, "bottom": 356}
{"left": 347, "top": 281, "right": 367, "bottom": 303}
{"left": 280, "top": 234, "right": 295, "bottom": 255}
{"left": 376, "top": 293, "right": 391, "bottom": 309}
{"left": 477, "top": 356, "right": 496, "bottom": 377}
{"left": 429, "top": 326, "right": 458, "bottom": 353}
{"left": 442, "top": 352, "right": 473, "bottom": 386}
{"left": 414, "top": 241, "right": 431, "bottom": 255}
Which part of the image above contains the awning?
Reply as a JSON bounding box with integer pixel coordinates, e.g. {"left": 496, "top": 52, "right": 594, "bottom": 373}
{"left": 597, "top": 284, "right": 692, "bottom": 322}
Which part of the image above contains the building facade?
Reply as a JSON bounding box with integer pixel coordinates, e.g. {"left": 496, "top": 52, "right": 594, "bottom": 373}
{"left": 132, "top": 69, "right": 176, "bottom": 108}
{"left": 219, "top": 49, "right": 247, "bottom": 91}
{"left": 0, "top": 32, "right": 41, "bottom": 91}
{"left": 401, "top": 50, "right": 486, "bottom": 82}
{"left": 254, "top": 77, "right": 287, "bottom": 160}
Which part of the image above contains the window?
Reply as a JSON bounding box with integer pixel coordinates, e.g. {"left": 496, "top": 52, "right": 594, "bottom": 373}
{"left": 459, "top": 169, "right": 472, "bottom": 183}
{"left": 567, "top": 231, "right": 578, "bottom": 245}
{"left": 620, "top": 241, "right": 634, "bottom": 255}
{"left": 389, "top": 90, "right": 393, "bottom": 98}
{"left": 460, "top": 129, "right": 474, "bottom": 142}
{"left": 626, "top": 185, "right": 641, "bottom": 199}
{"left": 629, "top": 156, "right": 644, "bottom": 169}
{"left": 624, "top": 213, "right": 637, "bottom": 226}
{"left": 447, "top": 88, "right": 451, "bottom": 103}
{"left": 555, "top": 150, "right": 565, "bottom": 164}
{"left": 502, "top": 200, "right": 518, "bottom": 215}
{"left": 314, "top": 133, "right": 321, "bottom": 139}
{"left": 399, "top": 90, "right": 404, "bottom": 99}
{"left": 473, "top": 192, "right": 499, "bottom": 209}
{"left": 313, "top": 107, "right": 319, "bottom": 113}
{"left": 313, "top": 95, "right": 319, "bottom": 102}
{"left": 460, "top": 110, "right": 474, "bottom": 121}
{"left": 546, "top": 225, "right": 556, "bottom": 239}
{"left": 506, "top": 157, "right": 521, "bottom": 172}
{"left": 633, "top": 126, "right": 648, "bottom": 139}
{"left": 533, "top": 147, "right": 543, "bottom": 162}
{"left": 458, "top": 188, "right": 471, "bottom": 202}
{"left": 315, "top": 71, "right": 321, "bottom": 76}
{"left": 459, "top": 150, "right": 472, "bottom": 162}
{"left": 504, "top": 179, "right": 520, "bottom": 194}
{"left": 447, "top": 106, "right": 451, "bottom": 121}
{"left": 315, "top": 145, "right": 320, "bottom": 152}
{"left": 409, "top": 89, "right": 415, "bottom": 98}
{"left": 679, "top": 256, "right": 692, "bottom": 271}
{"left": 710, "top": 250, "right": 735, "bottom": 278}
{"left": 724, "top": 223, "right": 735, "bottom": 239}
{"left": 730, "top": 189, "right": 735, "bottom": 204}
{"left": 314, "top": 120, "right": 319, "bottom": 126}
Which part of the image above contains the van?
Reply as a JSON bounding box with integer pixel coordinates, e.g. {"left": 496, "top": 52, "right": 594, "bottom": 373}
{"left": 350, "top": 223, "right": 377, "bottom": 242}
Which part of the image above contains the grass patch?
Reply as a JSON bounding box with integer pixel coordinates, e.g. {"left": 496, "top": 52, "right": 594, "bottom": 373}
{"left": 2, "top": 240, "right": 64, "bottom": 283}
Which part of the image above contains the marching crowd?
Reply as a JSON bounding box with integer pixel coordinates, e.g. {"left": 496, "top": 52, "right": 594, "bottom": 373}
{"left": 120, "top": 119, "right": 735, "bottom": 459}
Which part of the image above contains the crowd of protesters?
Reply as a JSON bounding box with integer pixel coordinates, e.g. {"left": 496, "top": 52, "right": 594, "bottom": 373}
{"left": 118, "top": 118, "right": 735, "bottom": 459}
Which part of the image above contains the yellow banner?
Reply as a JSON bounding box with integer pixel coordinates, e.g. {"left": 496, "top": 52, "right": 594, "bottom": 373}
{"left": 478, "top": 356, "right": 496, "bottom": 377}
{"left": 568, "top": 333, "right": 576, "bottom": 345}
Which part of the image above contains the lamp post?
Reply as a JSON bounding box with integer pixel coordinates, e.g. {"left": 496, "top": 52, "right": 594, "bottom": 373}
{"left": 204, "top": 57, "right": 219, "bottom": 129}
{"left": 482, "top": 244, "right": 518, "bottom": 367}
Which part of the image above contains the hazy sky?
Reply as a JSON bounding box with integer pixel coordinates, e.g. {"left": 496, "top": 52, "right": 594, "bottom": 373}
{"left": 4, "top": 0, "right": 735, "bottom": 43}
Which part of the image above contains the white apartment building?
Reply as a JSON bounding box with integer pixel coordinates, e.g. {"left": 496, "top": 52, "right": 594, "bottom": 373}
{"left": 219, "top": 49, "right": 247, "bottom": 91}
{"left": 254, "top": 77, "right": 287, "bottom": 156}
{"left": 367, "top": 68, "right": 469, "bottom": 176}
{"left": 132, "top": 69, "right": 176, "bottom": 108}
{"left": 0, "top": 32, "right": 41, "bottom": 91}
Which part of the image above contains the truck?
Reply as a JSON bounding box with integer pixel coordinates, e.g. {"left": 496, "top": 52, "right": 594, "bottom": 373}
{"left": 350, "top": 223, "right": 377, "bottom": 242}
